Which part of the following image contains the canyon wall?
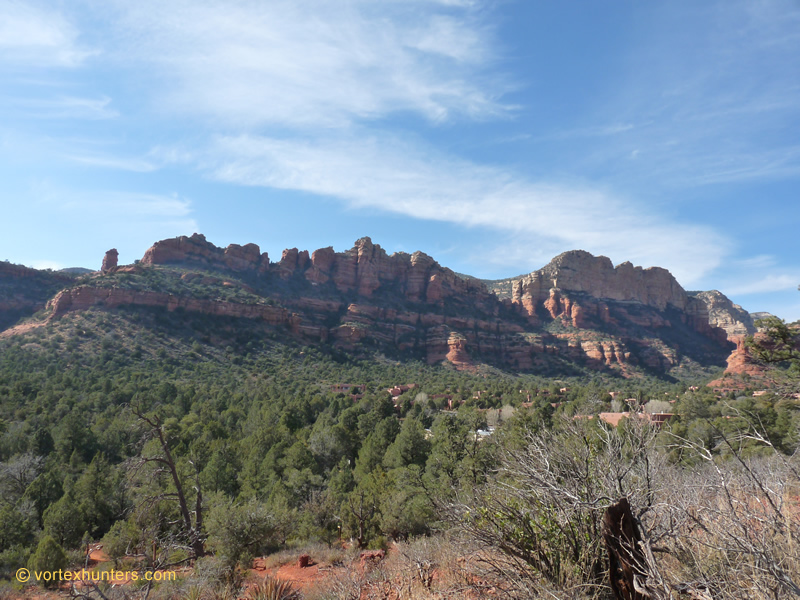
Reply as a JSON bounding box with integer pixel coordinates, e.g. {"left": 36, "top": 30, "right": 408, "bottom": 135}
{"left": 3, "top": 237, "right": 737, "bottom": 374}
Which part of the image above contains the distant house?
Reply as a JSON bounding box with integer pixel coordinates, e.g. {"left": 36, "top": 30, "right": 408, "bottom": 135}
{"left": 596, "top": 411, "right": 675, "bottom": 428}
{"left": 599, "top": 412, "right": 630, "bottom": 427}
{"left": 646, "top": 413, "right": 674, "bottom": 427}
{"left": 387, "top": 384, "right": 416, "bottom": 397}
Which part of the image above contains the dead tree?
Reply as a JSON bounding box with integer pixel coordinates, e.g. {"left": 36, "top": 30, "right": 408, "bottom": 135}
{"left": 131, "top": 405, "right": 205, "bottom": 560}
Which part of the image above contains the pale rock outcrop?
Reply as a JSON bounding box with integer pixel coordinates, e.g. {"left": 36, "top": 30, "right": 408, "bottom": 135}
{"left": 694, "top": 290, "right": 756, "bottom": 340}
{"left": 512, "top": 250, "right": 690, "bottom": 312}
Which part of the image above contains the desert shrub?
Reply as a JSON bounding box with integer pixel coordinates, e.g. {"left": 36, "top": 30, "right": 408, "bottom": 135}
{"left": 27, "top": 534, "right": 67, "bottom": 588}
{"left": 0, "top": 545, "right": 30, "bottom": 580}
{"left": 205, "top": 498, "right": 280, "bottom": 573}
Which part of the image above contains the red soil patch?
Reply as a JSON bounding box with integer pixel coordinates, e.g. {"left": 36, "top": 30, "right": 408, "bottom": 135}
{"left": 247, "top": 555, "right": 333, "bottom": 593}
{"left": 87, "top": 544, "right": 109, "bottom": 566}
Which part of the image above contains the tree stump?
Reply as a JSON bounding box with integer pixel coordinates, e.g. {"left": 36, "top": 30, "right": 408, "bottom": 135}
{"left": 603, "top": 497, "right": 648, "bottom": 600}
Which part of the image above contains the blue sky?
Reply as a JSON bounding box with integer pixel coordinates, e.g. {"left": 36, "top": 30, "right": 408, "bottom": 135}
{"left": 1, "top": 0, "right": 799, "bottom": 319}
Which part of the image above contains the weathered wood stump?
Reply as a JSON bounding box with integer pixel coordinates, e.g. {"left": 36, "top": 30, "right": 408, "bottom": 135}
{"left": 603, "top": 497, "right": 648, "bottom": 600}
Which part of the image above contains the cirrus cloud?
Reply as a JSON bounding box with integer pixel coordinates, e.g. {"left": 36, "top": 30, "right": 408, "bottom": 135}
{"left": 164, "top": 132, "right": 730, "bottom": 286}
{"left": 105, "top": 0, "right": 511, "bottom": 128}
{"left": 0, "top": 0, "right": 92, "bottom": 68}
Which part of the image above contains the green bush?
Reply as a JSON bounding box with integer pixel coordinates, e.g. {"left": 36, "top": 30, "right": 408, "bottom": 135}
{"left": 27, "top": 535, "right": 67, "bottom": 588}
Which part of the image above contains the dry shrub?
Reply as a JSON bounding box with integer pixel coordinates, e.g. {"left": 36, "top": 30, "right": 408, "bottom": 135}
{"left": 450, "top": 417, "right": 663, "bottom": 599}
{"left": 261, "top": 549, "right": 299, "bottom": 571}
{"left": 303, "top": 567, "right": 369, "bottom": 600}
{"left": 653, "top": 433, "right": 800, "bottom": 599}
{"left": 447, "top": 415, "right": 800, "bottom": 599}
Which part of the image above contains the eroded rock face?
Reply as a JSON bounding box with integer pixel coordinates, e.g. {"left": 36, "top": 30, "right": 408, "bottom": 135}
{"left": 23, "top": 236, "right": 737, "bottom": 374}
{"left": 286, "top": 237, "right": 493, "bottom": 307}
{"left": 509, "top": 250, "right": 725, "bottom": 342}
{"left": 724, "top": 336, "right": 767, "bottom": 377}
{"left": 46, "top": 286, "right": 295, "bottom": 326}
{"left": 101, "top": 249, "right": 118, "bottom": 273}
{"left": 512, "top": 250, "right": 691, "bottom": 312}
{"left": 694, "top": 290, "right": 755, "bottom": 340}
{"left": 141, "top": 233, "right": 270, "bottom": 273}
{"left": 581, "top": 340, "right": 630, "bottom": 366}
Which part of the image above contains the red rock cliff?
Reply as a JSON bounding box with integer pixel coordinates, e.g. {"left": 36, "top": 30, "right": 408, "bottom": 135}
{"left": 141, "top": 233, "right": 270, "bottom": 274}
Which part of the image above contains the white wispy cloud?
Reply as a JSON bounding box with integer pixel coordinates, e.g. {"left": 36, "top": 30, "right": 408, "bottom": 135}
{"left": 736, "top": 255, "right": 778, "bottom": 270}
{"left": 535, "top": 123, "right": 637, "bottom": 142}
{"left": 170, "top": 132, "right": 728, "bottom": 285}
{"left": 106, "top": 0, "right": 509, "bottom": 128}
{"left": 0, "top": 0, "right": 92, "bottom": 68}
{"left": 726, "top": 274, "right": 800, "bottom": 296}
{"left": 8, "top": 95, "right": 118, "bottom": 120}
{"left": 29, "top": 180, "right": 196, "bottom": 228}
{"left": 66, "top": 153, "right": 158, "bottom": 172}
{"left": 61, "top": 192, "right": 193, "bottom": 220}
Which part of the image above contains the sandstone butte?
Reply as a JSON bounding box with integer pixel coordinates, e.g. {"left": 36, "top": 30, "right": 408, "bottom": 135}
{"left": 3, "top": 233, "right": 755, "bottom": 376}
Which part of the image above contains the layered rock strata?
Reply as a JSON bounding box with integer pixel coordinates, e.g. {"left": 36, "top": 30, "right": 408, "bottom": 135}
{"left": 47, "top": 286, "right": 296, "bottom": 328}
{"left": 10, "top": 237, "right": 737, "bottom": 374}
{"left": 508, "top": 250, "right": 722, "bottom": 341}
{"left": 693, "top": 290, "right": 755, "bottom": 339}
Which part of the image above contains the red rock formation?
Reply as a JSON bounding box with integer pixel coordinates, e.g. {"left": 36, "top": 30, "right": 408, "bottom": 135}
{"left": 13, "top": 236, "right": 734, "bottom": 375}
{"left": 509, "top": 250, "right": 727, "bottom": 343}
{"left": 724, "top": 336, "right": 768, "bottom": 378}
{"left": 141, "top": 233, "right": 269, "bottom": 273}
{"left": 581, "top": 340, "right": 630, "bottom": 366}
{"left": 46, "top": 286, "right": 293, "bottom": 326}
{"left": 101, "top": 249, "right": 118, "bottom": 273}
{"left": 224, "top": 243, "right": 263, "bottom": 272}
{"left": 445, "top": 333, "right": 472, "bottom": 368}
{"left": 513, "top": 250, "right": 690, "bottom": 312}
{"left": 306, "top": 247, "right": 335, "bottom": 284}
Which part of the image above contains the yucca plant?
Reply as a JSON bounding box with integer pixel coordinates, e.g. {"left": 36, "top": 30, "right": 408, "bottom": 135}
{"left": 248, "top": 577, "right": 300, "bottom": 600}
{"left": 181, "top": 585, "right": 205, "bottom": 600}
